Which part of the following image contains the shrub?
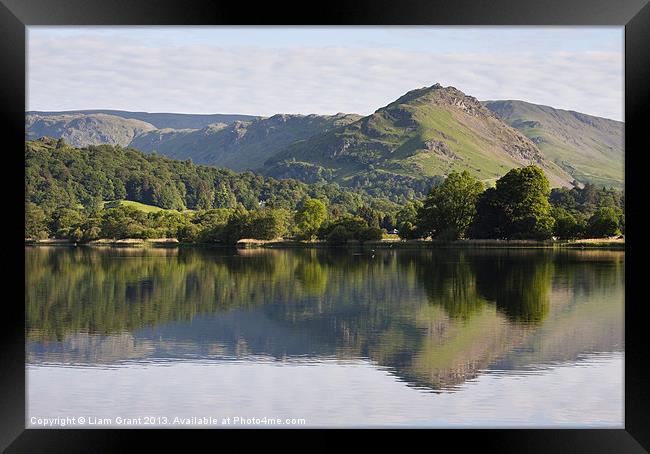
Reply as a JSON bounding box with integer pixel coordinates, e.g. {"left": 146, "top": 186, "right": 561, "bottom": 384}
{"left": 327, "top": 225, "right": 353, "bottom": 244}
{"left": 358, "top": 227, "right": 383, "bottom": 242}
{"left": 552, "top": 208, "right": 586, "bottom": 239}
{"left": 586, "top": 207, "right": 622, "bottom": 238}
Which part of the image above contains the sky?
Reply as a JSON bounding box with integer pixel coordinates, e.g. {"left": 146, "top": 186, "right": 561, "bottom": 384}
{"left": 27, "top": 27, "right": 624, "bottom": 121}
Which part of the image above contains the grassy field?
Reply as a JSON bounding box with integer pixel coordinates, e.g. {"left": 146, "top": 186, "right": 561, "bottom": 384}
{"left": 103, "top": 200, "right": 165, "bottom": 213}
{"left": 102, "top": 200, "right": 194, "bottom": 214}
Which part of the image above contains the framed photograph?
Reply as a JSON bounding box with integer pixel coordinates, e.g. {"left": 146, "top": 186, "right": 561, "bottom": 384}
{"left": 2, "top": 0, "right": 648, "bottom": 450}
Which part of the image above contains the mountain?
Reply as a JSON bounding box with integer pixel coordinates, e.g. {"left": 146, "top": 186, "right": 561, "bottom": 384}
{"left": 25, "top": 110, "right": 260, "bottom": 148}
{"left": 483, "top": 100, "right": 624, "bottom": 188}
{"left": 129, "top": 113, "right": 362, "bottom": 171}
{"left": 265, "top": 84, "right": 573, "bottom": 188}
{"left": 26, "top": 85, "right": 625, "bottom": 195}
{"left": 25, "top": 111, "right": 362, "bottom": 172}
{"left": 27, "top": 110, "right": 257, "bottom": 130}
{"left": 25, "top": 113, "right": 158, "bottom": 147}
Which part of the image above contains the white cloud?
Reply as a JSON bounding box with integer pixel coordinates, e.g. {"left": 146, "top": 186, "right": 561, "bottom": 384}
{"left": 27, "top": 32, "right": 623, "bottom": 120}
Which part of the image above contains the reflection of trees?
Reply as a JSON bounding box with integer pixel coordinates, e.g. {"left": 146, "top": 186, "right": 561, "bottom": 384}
{"left": 25, "top": 247, "right": 372, "bottom": 341}
{"left": 26, "top": 247, "right": 278, "bottom": 340}
{"left": 403, "top": 250, "right": 487, "bottom": 320}
{"left": 26, "top": 247, "right": 623, "bottom": 391}
{"left": 399, "top": 248, "right": 552, "bottom": 324}
{"left": 293, "top": 251, "right": 328, "bottom": 296}
{"left": 388, "top": 249, "right": 530, "bottom": 388}
{"left": 493, "top": 250, "right": 624, "bottom": 370}
{"left": 471, "top": 251, "right": 552, "bottom": 325}
{"left": 550, "top": 250, "right": 624, "bottom": 299}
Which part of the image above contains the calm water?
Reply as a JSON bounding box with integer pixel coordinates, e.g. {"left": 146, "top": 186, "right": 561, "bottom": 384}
{"left": 25, "top": 246, "right": 624, "bottom": 428}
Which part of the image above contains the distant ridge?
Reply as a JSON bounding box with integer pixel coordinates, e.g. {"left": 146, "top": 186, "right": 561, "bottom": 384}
{"left": 25, "top": 113, "right": 157, "bottom": 147}
{"left": 129, "top": 113, "right": 362, "bottom": 171}
{"left": 27, "top": 110, "right": 258, "bottom": 130}
{"left": 483, "top": 100, "right": 623, "bottom": 188}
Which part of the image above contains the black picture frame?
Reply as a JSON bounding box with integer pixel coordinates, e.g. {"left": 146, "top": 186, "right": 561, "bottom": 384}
{"left": 2, "top": 0, "right": 648, "bottom": 451}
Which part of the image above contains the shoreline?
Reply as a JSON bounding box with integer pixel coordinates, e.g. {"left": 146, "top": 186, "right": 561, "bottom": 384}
{"left": 25, "top": 237, "right": 625, "bottom": 250}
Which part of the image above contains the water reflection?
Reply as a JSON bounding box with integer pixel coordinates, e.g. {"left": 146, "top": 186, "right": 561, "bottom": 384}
{"left": 26, "top": 247, "right": 624, "bottom": 393}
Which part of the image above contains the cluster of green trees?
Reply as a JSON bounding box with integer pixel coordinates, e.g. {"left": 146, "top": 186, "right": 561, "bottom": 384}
{"left": 268, "top": 158, "right": 445, "bottom": 204}
{"left": 315, "top": 217, "right": 384, "bottom": 244}
{"left": 25, "top": 138, "right": 400, "bottom": 221}
{"left": 548, "top": 183, "right": 624, "bottom": 239}
{"left": 25, "top": 138, "right": 407, "bottom": 243}
{"left": 25, "top": 196, "right": 384, "bottom": 245}
{"left": 25, "top": 138, "right": 624, "bottom": 243}
{"left": 395, "top": 166, "right": 624, "bottom": 241}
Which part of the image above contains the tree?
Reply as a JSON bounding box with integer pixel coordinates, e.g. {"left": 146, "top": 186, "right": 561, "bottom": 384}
{"left": 396, "top": 201, "right": 424, "bottom": 240}
{"left": 246, "top": 209, "right": 291, "bottom": 240}
{"left": 380, "top": 212, "right": 397, "bottom": 230}
{"left": 295, "top": 198, "right": 328, "bottom": 240}
{"left": 549, "top": 187, "right": 578, "bottom": 212}
{"left": 356, "top": 205, "right": 381, "bottom": 229}
{"left": 217, "top": 208, "right": 291, "bottom": 244}
{"left": 213, "top": 182, "right": 237, "bottom": 209}
{"left": 25, "top": 202, "right": 49, "bottom": 238}
{"left": 194, "top": 182, "right": 215, "bottom": 210}
{"left": 190, "top": 208, "right": 232, "bottom": 242}
{"left": 80, "top": 217, "right": 102, "bottom": 242}
{"left": 417, "top": 171, "right": 484, "bottom": 240}
{"left": 26, "top": 138, "right": 401, "bottom": 230}
{"left": 70, "top": 227, "right": 84, "bottom": 243}
{"left": 469, "top": 187, "right": 507, "bottom": 239}
{"left": 50, "top": 207, "right": 85, "bottom": 238}
{"left": 357, "top": 226, "right": 383, "bottom": 242}
{"left": 84, "top": 195, "right": 104, "bottom": 218}
{"left": 177, "top": 223, "right": 200, "bottom": 243}
{"left": 326, "top": 225, "right": 353, "bottom": 244}
{"left": 579, "top": 183, "right": 599, "bottom": 213}
{"left": 153, "top": 184, "right": 185, "bottom": 210}
{"left": 586, "top": 207, "right": 622, "bottom": 238}
{"left": 551, "top": 207, "right": 586, "bottom": 239}
{"left": 148, "top": 211, "right": 190, "bottom": 238}
{"left": 215, "top": 209, "right": 249, "bottom": 244}
{"left": 471, "top": 166, "right": 554, "bottom": 240}
{"left": 317, "top": 216, "right": 379, "bottom": 243}
{"left": 100, "top": 206, "right": 148, "bottom": 239}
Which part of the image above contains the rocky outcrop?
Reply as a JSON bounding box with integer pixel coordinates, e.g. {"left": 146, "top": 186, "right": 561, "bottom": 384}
{"left": 423, "top": 139, "right": 459, "bottom": 160}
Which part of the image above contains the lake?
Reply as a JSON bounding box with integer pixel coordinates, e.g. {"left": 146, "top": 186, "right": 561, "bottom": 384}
{"left": 25, "top": 246, "right": 624, "bottom": 428}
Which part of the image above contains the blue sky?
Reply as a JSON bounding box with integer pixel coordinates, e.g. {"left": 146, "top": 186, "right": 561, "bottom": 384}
{"left": 27, "top": 27, "right": 624, "bottom": 120}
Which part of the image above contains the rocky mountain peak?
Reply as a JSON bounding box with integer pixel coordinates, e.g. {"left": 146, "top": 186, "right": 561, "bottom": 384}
{"left": 385, "top": 83, "right": 488, "bottom": 118}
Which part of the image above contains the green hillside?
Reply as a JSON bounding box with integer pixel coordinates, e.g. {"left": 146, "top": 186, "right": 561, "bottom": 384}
{"left": 265, "top": 84, "right": 573, "bottom": 189}
{"left": 483, "top": 100, "right": 624, "bottom": 188}
{"left": 103, "top": 200, "right": 175, "bottom": 213}
{"left": 129, "top": 113, "right": 362, "bottom": 171}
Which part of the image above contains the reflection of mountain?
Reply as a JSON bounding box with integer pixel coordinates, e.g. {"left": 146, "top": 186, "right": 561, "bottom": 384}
{"left": 25, "top": 247, "right": 624, "bottom": 391}
{"left": 28, "top": 332, "right": 156, "bottom": 364}
{"left": 491, "top": 252, "right": 625, "bottom": 370}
